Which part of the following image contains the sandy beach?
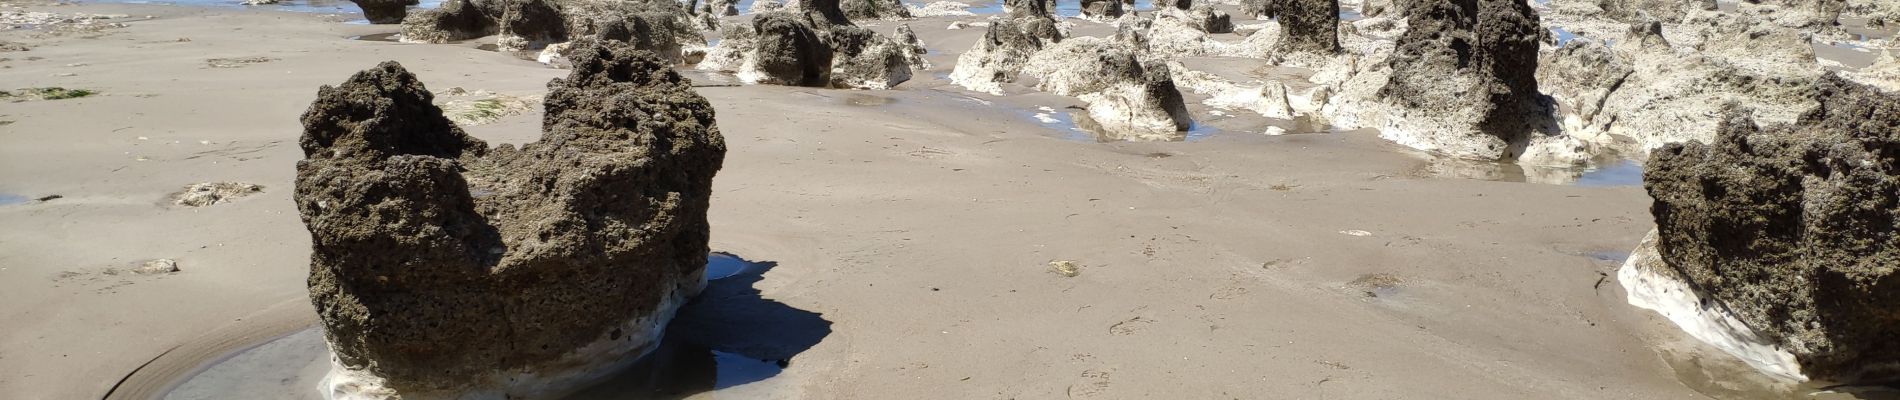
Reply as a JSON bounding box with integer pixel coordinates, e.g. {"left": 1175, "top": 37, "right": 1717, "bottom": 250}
{"left": 0, "top": 0, "right": 1887, "bottom": 398}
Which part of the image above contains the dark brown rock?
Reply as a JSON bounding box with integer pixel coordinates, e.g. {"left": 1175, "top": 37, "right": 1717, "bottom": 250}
{"left": 1644, "top": 75, "right": 1900, "bottom": 382}
{"left": 842, "top": 0, "right": 911, "bottom": 19}
{"left": 1189, "top": 4, "right": 1234, "bottom": 33}
{"left": 400, "top": 0, "right": 500, "bottom": 43}
{"left": 497, "top": 0, "right": 568, "bottom": 51}
{"left": 1378, "top": 0, "right": 1546, "bottom": 153}
{"left": 751, "top": 12, "right": 834, "bottom": 86}
{"left": 1004, "top": 0, "right": 1064, "bottom": 41}
{"left": 350, "top": 0, "right": 410, "bottom": 24}
{"left": 1279, "top": 0, "right": 1340, "bottom": 53}
{"left": 297, "top": 39, "right": 725, "bottom": 398}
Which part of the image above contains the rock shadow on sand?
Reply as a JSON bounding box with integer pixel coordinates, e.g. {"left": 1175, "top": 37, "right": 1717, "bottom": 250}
{"left": 569, "top": 252, "right": 833, "bottom": 399}
{"left": 159, "top": 253, "right": 830, "bottom": 400}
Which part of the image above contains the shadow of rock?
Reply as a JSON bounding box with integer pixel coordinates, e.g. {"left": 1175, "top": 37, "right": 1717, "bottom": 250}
{"left": 565, "top": 253, "right": 832, "bottom": 399}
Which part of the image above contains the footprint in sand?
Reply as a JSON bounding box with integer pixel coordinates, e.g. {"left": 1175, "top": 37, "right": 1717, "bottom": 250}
{"left": 1107, "top": 316, "right": 1153, "bottom": 336}
{"left": 1067, "top": 368, "right": 1113, "bottom": 398}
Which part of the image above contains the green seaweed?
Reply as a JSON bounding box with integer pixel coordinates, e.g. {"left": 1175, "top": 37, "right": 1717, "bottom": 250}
{"left": 2, "top": 87, "right": 97, "bottom": 100}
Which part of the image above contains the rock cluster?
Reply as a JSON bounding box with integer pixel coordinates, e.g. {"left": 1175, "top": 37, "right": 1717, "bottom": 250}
{"left": 1535, "top": 16, "right": 1820, "bottom": 157}
{"left": 948, "top": 0, "right": 1066, "bottom": 94}
{"left": 948, "top": 19, "right": 1053, "bottom": 94}
{"left": 1639, "top": 74, "right": 1900, "bottom": 383}
{"left": 295, "top": 40, "right": 725, "bottom": 399}
{"left": 842, "top": 0, "right": 911, "bottom": 19}
{"left": 696, "top": 0, "right": 916, "bottom": 88}
{"left": 401, "top": 0, "right": 704, "bottom": 61}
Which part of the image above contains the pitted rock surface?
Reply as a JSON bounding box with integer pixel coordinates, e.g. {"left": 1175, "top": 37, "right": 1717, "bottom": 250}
{"left": 350, "top": 0, "right": 410, "bottom": 24}
{"left": 296, "top": 40, "right": 725, "bottom": 398}
{"left": 401, "top": 0, "right": 501, "bottom": 43}
{"left": 1644, "top": 75, "right": 1900, "bottom": 382}
{"left": 1376, "top": 0, "right": 1548, "bottom": 159}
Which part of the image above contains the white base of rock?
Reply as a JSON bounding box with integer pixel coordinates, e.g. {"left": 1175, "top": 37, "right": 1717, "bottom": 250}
{"left": 319, "top": 276, "right": 701, "bottom": 400}
{"left": 1617, "top": 229, "right": 1807, "bottom": 382}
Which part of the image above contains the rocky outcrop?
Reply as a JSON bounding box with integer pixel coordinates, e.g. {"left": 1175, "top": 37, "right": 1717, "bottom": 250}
{"left": 1081, "top": 0, "right": 1125, "bottom": 19}
{"left": 948, "top": 18, "right": 1049, "bottom": 94}
{"left": 895, "top": 24, "right": 931, "bottom": 69}
{"left": 705, "top": 0, "right": 741, "bottom": 15}
{"left": 1843, "top": 50, "right": 1900, "bottom": 91}
{"left": 1245, "top": 0, "right": 1338, "bottom": 53}
{"left": 696, "top": 0, "right": 915, "bottom": 89}
{"left": 400, "top": 0, "right": 500, "bottom": 43}
{"left": 1371, "top": 0, "right": 1550, "bottom": 160}
{"left": 1189, "top": 5, "right": 1234, "bottom": 33}
{"left": 1283, "top": 0, "right": 1340, "bottom": 53}
{"left": 747, "top": 13, "right": 834, "bottom": 85}
{"left": 1022, "top": 36, "right": 1193, "bottom": 139}
{"left": 1533, "top": 16, "right": 1821, "bottom": 158}
{"left": 842, "top": 0, "right": 912, "bottom": 19}
{"left": 350, "top": 0, "right": 410, "bottom": 24}
{"left": 497, "top": 0, "right": 568, "bottom": 52}
{"left": 296, "top": 40, "right": 725, "bottom": 399}
{"left": 1637, "top": 74, "right": 1900, "bottom": 383}
{"left": 1003, "top": 0, "right": 1064, "bottom": 41}
{"left": 400, "top": 0, "right": 706, "bottom": 61}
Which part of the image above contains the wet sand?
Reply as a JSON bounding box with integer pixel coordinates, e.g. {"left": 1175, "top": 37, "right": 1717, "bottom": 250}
{"left": 0, "top": 1, "right": 1860, "bottom": 399}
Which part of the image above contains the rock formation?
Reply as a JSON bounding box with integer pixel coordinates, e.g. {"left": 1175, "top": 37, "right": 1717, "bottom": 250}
{"left": 1081, "top": 0, "right": 1125, "bottom": 19}
{"left": 1246, "top": 0, "right": 1338, "bottom": 53}
{"left": 295, "top": 40, "right": 725, "bottom": 399}
{"left": 1534, "top": 16, "right": 1821, "bottom": 157}
{"left": 400, "top": 0, "right": 500, "bottom": 43}
{"left": 350, "top": 0, "right": 410, "bottom": 24}
{"left": 1635, "top": 74, "right": 1900, "bottom": 383}
{"left": 842, "top": 0, "right": 912, "bottom": 19}
{"left": 1188, "top": 5, "right": 1234, "bottom": 34}
{"left": 696, "top": 0, "right": 914, "bottom": 88}
{"left": 948, "top": 18, "right": 1050, "bottom": 94}
{"left": 497, "top": 0, "right": 568, "bottom": 52}
{"left": 400, "top": 0, "right": 706, "bottom": 61}
{"left": 705, "top": 0, "right": 741, "bottom": 15}
{"left": 1372, "top": 0, "right": 1549, "bottom": 160}
{"left": 895, "top": 24, "right": 931, "bottom": 69}
{"left": 1022, "top": 36, "right": 1193, "bottom": 139}
{"left": 1003, "top": 0, "right": 1064, "bottom": 41}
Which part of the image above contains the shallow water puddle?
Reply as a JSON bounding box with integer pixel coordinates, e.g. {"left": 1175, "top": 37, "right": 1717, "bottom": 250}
{"left": 0, "top": 193, "right": 32, "bottom": 206}
{"left": 1572, "top": 159, "right": 1643, "bottom": 187}
{"left": 1424, "top": 157, "right": 1644, "bottom": 186}
{"left": 1339, "top": 9, "right": 1362, "bottom": 21}
{"left": 163, "top": 253, "right": 830, "bottom": 400}
{"left": 1550, "top": 26, "right": 1579, "bottom": 46}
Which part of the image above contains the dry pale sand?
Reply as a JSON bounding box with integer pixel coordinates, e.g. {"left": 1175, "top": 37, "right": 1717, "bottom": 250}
{"left": 0, "top": 1, "right": 1800, "bottom": 399}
